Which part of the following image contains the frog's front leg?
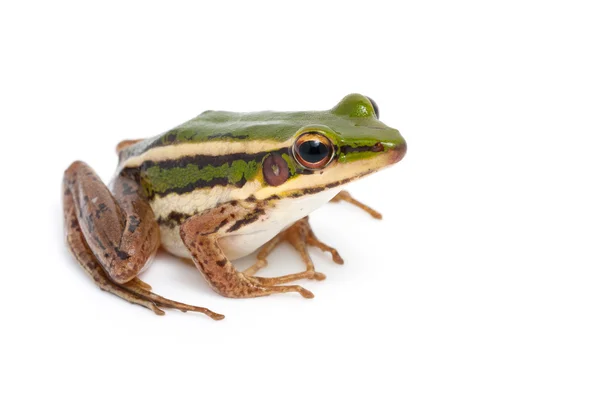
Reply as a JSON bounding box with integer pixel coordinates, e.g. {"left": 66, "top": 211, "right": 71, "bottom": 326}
{"left": 329, "top": 190, "right": 382, "bottom": 219}
{"left": 63, "top": 161, "right": 224, "bottom": 319}
{"left": 243, "top": 216, "right": 343, "bottom": 283}
{"left": 179, "top": 202, "right": 314, "bottom": 299}
{"left": 244, "top": 191, "right": 382, "bottom": 283}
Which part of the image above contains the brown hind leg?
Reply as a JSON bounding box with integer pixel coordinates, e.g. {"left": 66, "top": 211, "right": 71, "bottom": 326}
{"left": 62, "top": 161, "right": 223, "bottom": 319}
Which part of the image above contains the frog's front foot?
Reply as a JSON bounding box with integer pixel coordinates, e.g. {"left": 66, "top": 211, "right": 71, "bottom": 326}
{"left": 329, "top": 190, "right": 382, "bottom": 219}
{"left": 244, "top": 216, "right": 343, "bottom": 283}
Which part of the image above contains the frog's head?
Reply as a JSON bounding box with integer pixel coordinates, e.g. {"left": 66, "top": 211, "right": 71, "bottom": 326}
{"left": 256, "top": 93, "right": 406, "bottom": 199}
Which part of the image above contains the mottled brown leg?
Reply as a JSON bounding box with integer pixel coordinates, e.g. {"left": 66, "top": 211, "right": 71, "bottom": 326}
{"left": 330, "top": 190, "right": 382, "bottom": 219}
{"left": 63, "top": 161, "right": 223, "bottom": 319}
{"left": 244, "top": 216, "right": 343, "bottom": 284}
{"left": 126, "top": 277, "right": 153, "bottom": 291}
{"left": 65, "top": 201, "right": 164, "bottom": 315}
{"left": 180, "top": 202, "right": 314, "bottom": 299}
{"left": 122, "top": 279, "right": 224, "bottom": 318}
{"left": 63, "top": 161, "right": 159, "bottom": 283}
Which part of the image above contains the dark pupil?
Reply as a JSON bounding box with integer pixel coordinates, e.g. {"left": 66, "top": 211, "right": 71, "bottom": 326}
{"left": 299, "top": 140, "right": 328, "bottom": 163}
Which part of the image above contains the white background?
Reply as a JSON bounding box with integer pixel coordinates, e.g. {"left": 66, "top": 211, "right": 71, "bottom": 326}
{"left": 1, "top": 1, "right": 599, "bottom": 399}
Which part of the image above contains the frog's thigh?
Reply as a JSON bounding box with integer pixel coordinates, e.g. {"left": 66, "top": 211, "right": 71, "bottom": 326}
{"left": 63, "top": 161, "right": 159, "bottom": 283}
{"left": 63, "top": 162, "right": 224, "bottom": 319}
{"left": 64, "top": 198, "right": 165, "bottom": 314}
{"left": 179, "top": 202, "right": 314, "bottom": 299}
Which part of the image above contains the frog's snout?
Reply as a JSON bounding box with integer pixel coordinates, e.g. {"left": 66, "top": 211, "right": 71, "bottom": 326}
{"left": 388, "top": 140, "right": 407, "bottom": 164}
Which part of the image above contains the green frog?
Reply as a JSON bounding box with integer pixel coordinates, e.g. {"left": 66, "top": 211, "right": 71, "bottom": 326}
{"left": 63, "top": 94, "right": 407, "bottom": 319}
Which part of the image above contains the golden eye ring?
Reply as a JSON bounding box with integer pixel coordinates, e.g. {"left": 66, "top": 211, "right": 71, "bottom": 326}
{"left": 292, "top": 132, "right": 335, "bottom": 170}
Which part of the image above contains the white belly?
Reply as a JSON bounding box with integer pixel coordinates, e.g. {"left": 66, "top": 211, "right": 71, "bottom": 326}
{"left": 159, "top": 187, "right": 343, "bottom": 260}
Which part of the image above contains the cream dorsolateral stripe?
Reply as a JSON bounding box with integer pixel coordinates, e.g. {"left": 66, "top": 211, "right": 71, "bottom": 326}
{"left": 122, "top": 139, "right": 293, "bottom": 168}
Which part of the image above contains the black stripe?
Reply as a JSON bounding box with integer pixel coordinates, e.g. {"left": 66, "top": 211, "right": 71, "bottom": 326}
{"left": 339, "top": 142, "right": 384, "bottom": 154}
{"left": 138, "top": 148, "right": 288, "bottom": 171}
{"left": 150, "top": 176, "right": 246, "bottom": 199}
{"left": 286, "top": 175, "right": 370, "bottom": 198}
{"left": 226, "top": 208, "right": 266, "bottom": 233}
{"left": 207, "top": 132, "right": 249, "bottom": 140}
{"left": 157, "top": 211, "right": 193, "bottom": 228}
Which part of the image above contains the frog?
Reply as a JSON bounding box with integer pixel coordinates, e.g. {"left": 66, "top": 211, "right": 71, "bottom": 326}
{"left": 62, "top": 94, "right": 407, "bottom": 319}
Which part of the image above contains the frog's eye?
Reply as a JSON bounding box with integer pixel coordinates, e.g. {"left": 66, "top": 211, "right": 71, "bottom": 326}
{"left": 366, "top": 97, "right": 380, "bottom": 119}
{"left": 293, "top": 132, "right": 335, "bottom": 170}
